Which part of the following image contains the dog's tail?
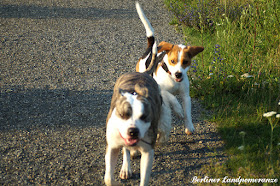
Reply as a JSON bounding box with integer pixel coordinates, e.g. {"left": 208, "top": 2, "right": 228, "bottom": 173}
{"left": 136, "top": 1, "right": 154, "bottom": 47}
{"left": 144, "top": 43, "right": 157, "bottom": 74}
{"left": 136, "top": 2, "right": 161, "bottom": 75}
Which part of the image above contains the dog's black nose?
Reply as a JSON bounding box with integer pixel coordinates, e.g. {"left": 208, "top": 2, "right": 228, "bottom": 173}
{"left": 175, "top": 72, "right": 182, "bottom": 79}
{"left": 128, "top": 128, "right": 139, "bottom": 138}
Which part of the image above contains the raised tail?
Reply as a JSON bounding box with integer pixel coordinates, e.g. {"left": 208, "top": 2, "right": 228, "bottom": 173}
{"left": 135, "top": 1, "right": 154, "bottom": 44}
{"left": 144, "top": 42, "right": 157, "bottom": 75}
{"left": 135, "top": 2, "right": 159, "bottom": 75}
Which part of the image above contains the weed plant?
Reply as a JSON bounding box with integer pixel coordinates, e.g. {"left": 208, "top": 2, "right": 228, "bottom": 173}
{"left": 164, "top": 0, "right": 280, "bottom": 180}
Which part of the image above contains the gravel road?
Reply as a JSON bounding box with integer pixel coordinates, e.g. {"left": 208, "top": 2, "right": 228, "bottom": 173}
{"left": 0, "top": 0, "right": 226, "bottom": 185}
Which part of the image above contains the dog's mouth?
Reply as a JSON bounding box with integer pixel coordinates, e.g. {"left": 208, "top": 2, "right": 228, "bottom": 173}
{"left": 124, "top": 138, "right": 139, "bottom": 146}
{"left": 119, "top": 132, "right": 139, "bottom": 146}
{"left": 175, "top": 78, "right": 183, "bottom": 82}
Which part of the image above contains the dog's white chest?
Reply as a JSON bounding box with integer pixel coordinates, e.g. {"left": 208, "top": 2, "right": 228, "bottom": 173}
{"left": 154, "top": 68, "right": 181, "bottom": 94}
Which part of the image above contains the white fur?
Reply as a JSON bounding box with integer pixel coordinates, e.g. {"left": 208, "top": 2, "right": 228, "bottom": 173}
{"left": 157, "top": 90, "right": 183, "bottom": 143}
{"left": 105, "top": 90, "right": 182, "bottom": 186}
{"left": 139, "top": 53, "right": 150, "bottom": 72}
{"left": 121, "top": 92, "right": 150, "bottom": 139}
{"left": 104, "top": 147, "right": 119, "bottom": 186}
{"left": 120, "top": 147, "right": 132, "bottom": 179}
{"left": 105, "top": 92, "right": 155, "bottom": 186}
{"left": 154, "top": 45, "right": 195, "bottom": 134}
{"left": 106, "top": 92, "right": 151, "bottom": 145}
{"left": 136, "top": 2, "right": 154, "bottom": 37}
{"left": 152, "top": 42, "right": 157, "bottom": 54}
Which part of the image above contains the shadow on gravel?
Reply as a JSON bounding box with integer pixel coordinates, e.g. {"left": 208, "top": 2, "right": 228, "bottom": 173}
{"left": 0, "top": 4, "right": 136, "bottom": 19}
{"left": 0, "top": 85, "right": 226, "bottom": 185}
{"left": 154, "top": 132, "right": 226, "bottom": 174}
{"left": 0, "top": 86, "right": 112, "bottom": 131}
{"left": 0, "top": 85, "right": 112, "bottom": 184}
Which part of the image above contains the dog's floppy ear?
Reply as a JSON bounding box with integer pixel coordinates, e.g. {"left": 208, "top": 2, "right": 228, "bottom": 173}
{"left": 135, "top": 84, "right": 148, "bottom": 98}
{"left": 185, "top": 46, "right": 204, "bottom": 58}
{"left": 158, "top": 41, "right": 174, "bottom": 53}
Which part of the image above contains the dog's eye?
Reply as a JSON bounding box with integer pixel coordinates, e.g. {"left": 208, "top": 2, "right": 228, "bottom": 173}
{"left": 120, "top": 111, "right": 132, "bottom": 120}
{"left": 182, "top": 60, "right": 189, "bottom": 65}
{"left": 171, "top": 60, "right": 176, "bottom": 64}
{"left": 140, "top": 114, "right": 148, "bottom": 121}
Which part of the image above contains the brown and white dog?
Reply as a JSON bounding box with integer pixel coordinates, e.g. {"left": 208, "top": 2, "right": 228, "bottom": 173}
{"left": 105, "top": 69, "right": 161, "bottom": 186}
{"left": 137, "top": 36, "right": 204, "bottom": 135}
{"left": 105, "top": 2, "right": 180, "bottom": 186}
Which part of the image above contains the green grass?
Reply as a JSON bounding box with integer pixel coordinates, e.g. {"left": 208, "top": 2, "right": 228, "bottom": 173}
{"left": 164, "top": 0, "right": 280, "bottom": 181}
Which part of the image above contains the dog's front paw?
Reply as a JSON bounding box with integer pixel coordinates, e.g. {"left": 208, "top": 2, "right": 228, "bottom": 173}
{"left": 185, "top": 127, "right": 195, "bottom": 135}
{"left": 120, "top": 167, "right": 132, "bottom": 180}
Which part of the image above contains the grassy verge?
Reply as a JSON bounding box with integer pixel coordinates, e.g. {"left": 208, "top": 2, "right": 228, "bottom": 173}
{"left": 164, "top": 0, "right": 280, "bottom": 181}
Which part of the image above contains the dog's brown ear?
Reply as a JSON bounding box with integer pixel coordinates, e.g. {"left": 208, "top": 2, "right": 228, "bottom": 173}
{"left": 135, "top": 84, "right": 148, "bottom": 97}
{"left": 185, "top": 46, "right": 204, "bottom": 58}
{"left": 158, "top": 41, "right": 174, "bottom": 53}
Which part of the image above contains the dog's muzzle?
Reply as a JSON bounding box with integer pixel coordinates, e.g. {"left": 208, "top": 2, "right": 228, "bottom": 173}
{"left": 119, "top": 127, "right": 140, "bottom": 146}
{"left": 175, "top": 72, "right": 183, "bottom": 82}
{"left": 128, "top": 127, "right": 139, "bottom": 138}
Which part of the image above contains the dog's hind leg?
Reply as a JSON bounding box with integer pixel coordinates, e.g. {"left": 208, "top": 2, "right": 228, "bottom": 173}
{"left": 120, "top": 147, "right": 132, "bottom": 179}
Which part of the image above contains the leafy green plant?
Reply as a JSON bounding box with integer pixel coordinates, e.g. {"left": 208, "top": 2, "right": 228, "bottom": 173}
{"left": 165, "top": 0, "right": 249, "bottom": 31}
{"left": 164, "top": 0, "right": 280, "bottom": 179}
{"left": 263, "top": 111, "right": 280, "bottom": 175}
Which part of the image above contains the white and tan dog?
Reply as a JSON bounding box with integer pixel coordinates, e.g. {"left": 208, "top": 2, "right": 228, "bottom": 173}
{"left": 105, "top": 2, "right": 181, "bottom": 186}
{"left": 137, "top": 35, "right": 204, "bottom": 135}
{"left": 105, "top": 68, "right": 161, "bottom": 186}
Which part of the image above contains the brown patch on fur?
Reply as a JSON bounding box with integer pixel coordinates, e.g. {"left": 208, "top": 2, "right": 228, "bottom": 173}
{"left": 181, "top": 46, "right": 204, "bottom": 68}
{"left": 185, "top": 46, "right": 204, "bottom": 58}
{"left": 135, "top": 83, "right": 148, "bottom": 98}
{"left": 158, "top": 41, "right": 174, "bottom": 53}
{"left": 115, "top": 97, "right": 132, "bottom": 120}
{"left": 181, "top": 50, "right": 191, "bottom": 69}
{"left": 158, "top": 41, "right": 204, "bottom": 69}
{"left": 136, "top": 60, "right": 140, "bottom": 72}
{"left": 166, "top": 45, "right": 181, "bottom": 67}
{"left": 158, "top": 42, "right": 181, "bottom": 67}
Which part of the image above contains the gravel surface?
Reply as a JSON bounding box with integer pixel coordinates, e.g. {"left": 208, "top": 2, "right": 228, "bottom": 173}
{"left": 0, "top": 0, "right": 226, "bottom": 185}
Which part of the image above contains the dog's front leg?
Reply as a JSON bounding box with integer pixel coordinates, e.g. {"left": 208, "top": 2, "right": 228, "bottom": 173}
{"left": 120, "top": 147, "right": 132, "bottom": 179}
{"left": 104, "top": 146, "right": 120, "bottom": 186}
{"left": 140, "top": 149, "right": 154, "bottom": 186}
{"left": 179, "top": 75, "right": 195, "bottom": 135}
{"left": 180, "top": 77, "right": 195, "bottom": 135}
{"left": 182, "top": 93, "right": 195, "bottom": 135}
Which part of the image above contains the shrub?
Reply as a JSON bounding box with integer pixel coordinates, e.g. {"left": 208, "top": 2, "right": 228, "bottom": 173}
{"left": 164, "top": 0, "right": 280, "bottom": 179}
{"left": 165, "top": 0, "right": 250, "bottom": 31}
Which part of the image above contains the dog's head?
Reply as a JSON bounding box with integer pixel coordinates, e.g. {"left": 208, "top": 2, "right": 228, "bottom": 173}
{"left": 112, "top": 84, "right": 152, "bottom": 146}
{"left": 158, "top": 41, "right": 204, "bottom": 82}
